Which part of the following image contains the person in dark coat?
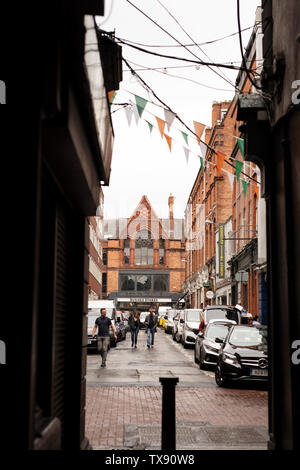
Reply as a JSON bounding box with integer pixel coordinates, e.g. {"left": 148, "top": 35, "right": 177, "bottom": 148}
{"left": 145, "top": 309, "right": 158, "bottom": 349}
{"left": 129, "top": 311, "right": 141, "bottom": 348}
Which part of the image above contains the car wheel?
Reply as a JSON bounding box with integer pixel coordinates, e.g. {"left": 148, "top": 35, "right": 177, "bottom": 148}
{"left": 215, "top": 362, "right": 227, "bottom": 387}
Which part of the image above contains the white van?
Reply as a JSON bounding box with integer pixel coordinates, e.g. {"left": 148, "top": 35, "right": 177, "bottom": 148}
{"left": 87, "top": 300, "right": 117, "bottom": 349}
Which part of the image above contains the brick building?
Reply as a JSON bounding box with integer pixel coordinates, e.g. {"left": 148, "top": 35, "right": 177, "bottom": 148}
{"left": 183, "top": 7, "right": 267, "bottom": 319}
{"left": 183, "top": 99, "right": 235, "bottom": 308}
{"left": 88, "top": 187, "right": 105, "bottom": 300}
{"left": 103, "top": 195, "right": 185, "bottom": 312}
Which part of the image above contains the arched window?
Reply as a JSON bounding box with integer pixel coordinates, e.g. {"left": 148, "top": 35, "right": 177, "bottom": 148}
{"left": 159, "top": 239, "right": 165, "bottom": 265}
{"left": 124, "top": 239, "right": 130, "bottom": 265}
{"left": 135, "top": 230, "right": 153, "bottom": 265}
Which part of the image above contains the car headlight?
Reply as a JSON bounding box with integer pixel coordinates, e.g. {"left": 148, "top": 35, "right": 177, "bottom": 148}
{"left": 204, "top": 344, "right": 218, "bottom": 353}
{"left": 223, "top": 352, "right": 240, "bottom": 366}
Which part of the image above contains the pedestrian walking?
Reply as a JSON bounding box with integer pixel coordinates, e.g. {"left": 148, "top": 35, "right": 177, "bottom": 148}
{"left": 129, "top": 311, "right": 140, "bottom": 348}
{"left": 92, "top": 308, "right": 117, "bottom": 367}
{"left": 252, "top": 315, "right": 261, "bottom": 326}
{"left": 145, "top": 308, "right": 158, "bottom": 349}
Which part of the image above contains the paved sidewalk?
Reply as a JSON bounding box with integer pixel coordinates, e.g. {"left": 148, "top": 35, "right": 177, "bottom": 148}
{"left": 85, "top": 328, "right": 268, "bottom": 450}
{"left": 86, "top": 384, "right": 268, "bottom": 449}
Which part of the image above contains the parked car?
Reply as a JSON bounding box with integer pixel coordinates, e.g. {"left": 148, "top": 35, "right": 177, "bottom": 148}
{"left": 139, "top": 311, "right": 149, "bottom": 329}
{"left": 115, "top": 312, "right": 127, "bottom": 341}
{"left": 87, "top": 306, "right": 117, "bottom": 350}
{"left": 181, "top": 309, "right": 202, "bottom": 348}
{"left": 194, "top": 319, "right": 236, "bottom": 369}
{"left": 172, "top": 310, "right": 182, "bottom": 341}
{"left": 200, "top": 305, "right": 250, "bottom": 330}
{"left": 164, "top": 309, "right": 177, "bottom": 334}
{"left": 215, "top": 325, "right": 268, "bottom": 387}
{"left": 174, "top": 310, "right": 185, "bottom": 343}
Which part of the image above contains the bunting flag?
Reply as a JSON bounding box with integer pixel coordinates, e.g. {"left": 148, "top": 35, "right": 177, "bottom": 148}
{"left": 134, "top": 94, "right": 148, "bottom": 118}
{"left": 199, "top": 141, "right": 207, "bottom": 158}
{"left": 183, "top": 147, "right": 190, "bottom": 165}
{"left": 193, "top": 121, "right": 205, "bottom": 145}
{"left": 164, "top": 133, "right": 172, "bottom": 152}
{"left": 124, "top": 106, "right": 133, "bottom": 127}
{"left": 181, "top": 131, "right": 189, "bottom": 146}
{"left": 156, "top": 117, "right": 166, "bottom": 138}
{"left": 132, "top": 104, "right": 141, "bottom": 125}
{"left": 241, "top": 179, "right": 248, "bottom": 196}
{"left": 226, "top": 170, "right": 234, "bottom": 191}
{"left": 235, "top": 160, "right": 243, "bottom": 180}
{"left": 200, "top": 156, "right": 204, "bottom": 172}
{"left": 146, "top": 121, "right": 153, "bottom": 133}
{"left": 216, "top": 151, "right": 226, "bottom": 177}
{"left": 108, "top": 90, "right": 116, "bottom": 105}
{"left": 237, "top": 137, "right": 245, "bottom": 158}
{"left": 164, "top": 109, "right": 176, "bottom": 132}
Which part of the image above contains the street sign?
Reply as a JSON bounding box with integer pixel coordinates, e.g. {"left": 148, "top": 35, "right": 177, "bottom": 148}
{"left": 235, "top": 271, "right": 249, "bottom": 282}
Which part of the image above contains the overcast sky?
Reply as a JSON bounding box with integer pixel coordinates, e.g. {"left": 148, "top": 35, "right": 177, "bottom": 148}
{"left": 97, "top": 0, "right": 261, "bottom": 219}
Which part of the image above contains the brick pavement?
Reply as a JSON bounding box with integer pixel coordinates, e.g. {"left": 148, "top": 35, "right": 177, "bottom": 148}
{"left": 85, "top": 385, "right": 268, "bottom": 449}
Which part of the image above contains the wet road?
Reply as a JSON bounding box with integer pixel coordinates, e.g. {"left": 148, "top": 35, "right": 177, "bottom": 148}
{"left": 87, "top": 326, "right": 215, "bottom": 387}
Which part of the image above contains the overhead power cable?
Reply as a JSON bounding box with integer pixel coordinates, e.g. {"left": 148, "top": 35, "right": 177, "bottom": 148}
{"left": 102, "top": 33, "right": 248, "bottom": 73}
{"left": 114, "top": 23, "right": 258, "bottom": 48}
{"left": 155, "top": 0, "right": 238, "bottom": 92}
{"left": 125, "top": 0, "right": 242, "bottom": 91}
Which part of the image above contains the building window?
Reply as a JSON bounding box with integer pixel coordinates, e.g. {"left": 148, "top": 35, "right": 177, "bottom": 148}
{"left": 103, "top": 251, "right": 107, "bottom": 266}
{"left": 124, "top": 239, "right": 130, "bottom": 265}
{"left": 154, "top": 274, "right": 168, "bottom": 291}
{"left": 159, "top": 239, "right": 165, "bottom": 265}
{"left": 102, "top": 273, "right": 107, "bottom": 294}
{"left": 136, "top": 274, "right": 152, "bottom": 291}
{"left": 120, "top": 275, "right": 135, "bottom": 291}
{"left": 135, "top": 230, "right": 153, "bottom": 265}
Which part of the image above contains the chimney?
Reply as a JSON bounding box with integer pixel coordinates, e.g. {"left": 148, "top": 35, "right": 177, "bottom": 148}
{"left": 168, "top": 194, "right": 174, "bottom": 237}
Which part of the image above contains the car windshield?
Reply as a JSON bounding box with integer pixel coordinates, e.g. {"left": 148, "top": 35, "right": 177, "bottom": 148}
{"left": 206, "top": 308, "right": 238, "bottom": 323}
{"left": 206, "top": 324, "right": 230, "bottom": 340}
{"left": 186, "top": 310, "right": 201, "bottom": 321}
{"left": 88, "top": 308, "right": 113, "bottom": 327}
{"left": 140, "top": 313, "right": 148, "bottom": 319}
{"left": 168, "top": 311, "right": 175, "bottom": 319}
{"left": 229, "top": 326, "right": 268, "bottom": 347}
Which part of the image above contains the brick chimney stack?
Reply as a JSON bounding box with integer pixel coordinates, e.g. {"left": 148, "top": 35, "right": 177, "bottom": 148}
{"left": 168, "top": 194, "right": 174, "bottom": 237}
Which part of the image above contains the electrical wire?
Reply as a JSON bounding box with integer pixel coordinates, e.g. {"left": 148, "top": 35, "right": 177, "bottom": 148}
{"left": 155, "top": 0, "right": 239, "bottom": 92}
{"left": 113, "top": 23, "right": 258, "bottom": 48}
{"left": 100, "top": 33, "right": 247, "bottom": 72}
{"left": 125, "top": 0, "right": 242, "bottom": 91}
{"left": 124, "top": 58, "right": 235, "bottom": 93}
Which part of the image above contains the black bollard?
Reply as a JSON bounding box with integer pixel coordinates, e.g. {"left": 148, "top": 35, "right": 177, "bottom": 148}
{"left": 159, "top": 377, "right": 179, "bottom": 450}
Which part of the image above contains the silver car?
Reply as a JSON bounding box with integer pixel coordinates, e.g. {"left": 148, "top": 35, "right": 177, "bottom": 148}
{"left": 194, "top": 319, "right": 236, "bottom": 369}
{"left": 181, "top": 309, "right": 202, "bottom": 348}
{"left": 175, "top": 310, "right": 185, "bottom": 342}
{"left": 164, "top": 309, "right": 177, "bottom": 334}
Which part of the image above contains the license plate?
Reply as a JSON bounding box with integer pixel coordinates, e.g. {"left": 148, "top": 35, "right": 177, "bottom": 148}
{"left": 250, "top": 368, "right": 268, "bottom": 377}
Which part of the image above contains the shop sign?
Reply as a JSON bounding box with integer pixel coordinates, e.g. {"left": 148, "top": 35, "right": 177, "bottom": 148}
{"left": 219, "top": 223, "right": 225, "bottom": 279}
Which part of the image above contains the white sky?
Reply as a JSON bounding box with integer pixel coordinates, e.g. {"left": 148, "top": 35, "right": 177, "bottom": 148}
{"left": 97, "top": 0, "right": 261, "bottom": 219}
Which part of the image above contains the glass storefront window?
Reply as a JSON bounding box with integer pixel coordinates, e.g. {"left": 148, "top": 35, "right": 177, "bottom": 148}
{"left": 153, "top": 274, "right": 168, "bottom": 291}
{"left": 136, "top": 274, "right": 152, "bottom": 291}
{"left": 120, "top": 275, "right": 135, "bottom": 291}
